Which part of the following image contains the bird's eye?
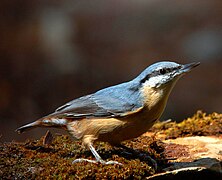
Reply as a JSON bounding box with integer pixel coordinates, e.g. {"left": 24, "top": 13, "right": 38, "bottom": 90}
{"left": 159, "top": 68, "right": 166, "bottom": 75}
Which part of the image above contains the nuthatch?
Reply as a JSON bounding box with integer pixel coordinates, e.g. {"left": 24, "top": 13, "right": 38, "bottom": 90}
{"left": 16, "top": 61, "right": 200, "bottom": 165}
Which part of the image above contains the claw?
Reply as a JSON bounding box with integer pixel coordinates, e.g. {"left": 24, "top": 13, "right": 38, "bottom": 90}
{"left": 72, "top": 158, "right": 122, "bottom": 165}
{"left": 72, "top": 143, "right": 123, "bottom": 165}
{"left": 102, "top": 160, "right": 122, "bottom": 165}
{"left": 72, "top": 158, "right": 98, "bottom": 164}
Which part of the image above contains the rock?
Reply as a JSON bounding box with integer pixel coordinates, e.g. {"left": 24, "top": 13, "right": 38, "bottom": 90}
{"left": 147, "top": 167, "right": 222, "bottom": 180}
{"left": 163, "top": 136, "right": 222, "bottom": 171}
{"left": 146, "top": 136, "right": 222, "bottom": 179}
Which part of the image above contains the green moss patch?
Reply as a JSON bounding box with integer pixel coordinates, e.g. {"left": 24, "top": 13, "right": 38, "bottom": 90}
{"left": 0, "top": 134, "right": 166, "bottom": 179}
{"left": 151, "top": 111, "right": 222, "bottom": 139}
{"left": 1, "top": 111, "right": 221, "bottom": 179}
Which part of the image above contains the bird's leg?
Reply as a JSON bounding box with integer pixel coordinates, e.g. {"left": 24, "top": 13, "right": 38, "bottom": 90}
{"left": 90, "top": 144, "right": 122, "bottom": 165}
{"left": 72, "top": 136, "right": 122, "bottom": 165}
{"left": 72, "top": 144, "right": 122, "bottom": 165}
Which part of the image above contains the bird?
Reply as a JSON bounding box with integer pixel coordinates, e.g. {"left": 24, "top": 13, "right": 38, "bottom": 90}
{"left": 16, "top": 61, "right": 200, "bottom": 165}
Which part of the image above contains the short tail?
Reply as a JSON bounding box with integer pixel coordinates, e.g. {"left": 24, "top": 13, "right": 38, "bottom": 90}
{"left": 15, "top": 117, "right": 68, "bottom": 134}
{"left": 16, "top": 120, "right": 41, "bottom": 134}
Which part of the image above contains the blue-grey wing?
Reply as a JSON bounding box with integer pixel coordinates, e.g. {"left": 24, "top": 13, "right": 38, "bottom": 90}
{"left": 50, "top": 82, "right": 144, "bottom": 118}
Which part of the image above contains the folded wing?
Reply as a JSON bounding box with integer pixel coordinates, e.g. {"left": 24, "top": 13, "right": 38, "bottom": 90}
{"left": 50, "top": 82, "right": 144, "bottom": 119}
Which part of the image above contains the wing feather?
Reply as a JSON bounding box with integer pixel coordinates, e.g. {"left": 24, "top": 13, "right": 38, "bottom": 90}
{"left": 50, "top": 82, "right": 144, "bottom": 119}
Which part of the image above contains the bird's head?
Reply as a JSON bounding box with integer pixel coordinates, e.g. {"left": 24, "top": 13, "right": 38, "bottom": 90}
{"left": 136, "top": 61, "right": 200, "bottom": 89}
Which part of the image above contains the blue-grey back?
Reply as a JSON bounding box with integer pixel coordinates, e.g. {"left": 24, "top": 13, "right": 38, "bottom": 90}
{"left": 52, "top": 80, "right": 144, "bottom": 118}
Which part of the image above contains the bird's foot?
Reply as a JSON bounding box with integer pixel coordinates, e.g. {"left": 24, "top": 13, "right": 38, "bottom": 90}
{"left": 72, "top": 158, "right": 122, "bottom": 165}
{"left": 72, "top": 158, "right": 98, "bottom": 164}
{"left": 100, "top": 160, "right": 122, "bottom": 165}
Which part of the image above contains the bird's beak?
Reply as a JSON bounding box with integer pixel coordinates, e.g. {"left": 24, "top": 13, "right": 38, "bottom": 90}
{"left": 180, "top": 62, "right": 200, "bottom": 74}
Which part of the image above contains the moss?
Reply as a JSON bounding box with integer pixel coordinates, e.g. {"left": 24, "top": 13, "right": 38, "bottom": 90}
{"left": 151, "top": 111, "right": 222, "bottom": 139}
{"left": 0, "top": 134, "right": 166, "bottom": 179}
{"left": 1, "top": 111, "right": 221, "bottom": 179}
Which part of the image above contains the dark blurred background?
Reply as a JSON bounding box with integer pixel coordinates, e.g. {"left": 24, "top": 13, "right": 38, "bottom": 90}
{"left": 0, "top": 0, "right": 221, "bottom": 142}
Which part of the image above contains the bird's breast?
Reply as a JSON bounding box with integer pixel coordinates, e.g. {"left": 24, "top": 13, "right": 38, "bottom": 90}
{"left": 140, "top": 85, "right": 169, "bottom": 121}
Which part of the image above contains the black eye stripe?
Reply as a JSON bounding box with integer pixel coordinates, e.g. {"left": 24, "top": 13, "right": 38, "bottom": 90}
{"left": 140, "top": 74, "right": 150, "bottom": 83}
{"left": 140, "top": 65, "right": 180, "bottom": 84}
{"left": 159, "top": 68, "right": 166, "bottom": 75}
